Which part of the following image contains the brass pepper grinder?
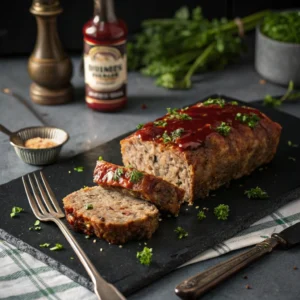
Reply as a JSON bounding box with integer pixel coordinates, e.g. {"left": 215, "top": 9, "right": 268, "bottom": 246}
{"left": 28, "top": 0, "right": 73, "bottom": 105}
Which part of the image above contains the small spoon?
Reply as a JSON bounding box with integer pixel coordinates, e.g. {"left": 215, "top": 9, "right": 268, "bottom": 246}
{"left": 0, "top": 124, "right": 24, "bottom": 146}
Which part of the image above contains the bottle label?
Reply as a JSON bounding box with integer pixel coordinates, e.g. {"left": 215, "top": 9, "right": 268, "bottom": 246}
{"left": 84, "top": 40, "right": 127, "bottom": 104}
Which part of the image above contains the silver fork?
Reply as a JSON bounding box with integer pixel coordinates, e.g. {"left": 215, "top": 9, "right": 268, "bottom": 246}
{"left": 22, "top": 171, "right": 126, "bottom": 300}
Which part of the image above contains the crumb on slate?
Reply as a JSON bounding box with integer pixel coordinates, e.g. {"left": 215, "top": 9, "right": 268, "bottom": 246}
{"left": 245, "top": 284, "right": 252, "bottom": 289}
{"left": 141, "top": 104, "right": 147, "bottom": 109}
{"left": 259, "top": 79, "right": 266, "bottom": 85}
{"left": 243, "top": 275, "right": 248, "bottom": 279}
{"left": 293, "top": 266, "right": 298, "bottom": 270}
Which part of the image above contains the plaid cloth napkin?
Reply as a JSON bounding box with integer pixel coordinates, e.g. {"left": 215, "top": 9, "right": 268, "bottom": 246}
{"left": 1, "top": 197, "right": 300, "bottom": 299}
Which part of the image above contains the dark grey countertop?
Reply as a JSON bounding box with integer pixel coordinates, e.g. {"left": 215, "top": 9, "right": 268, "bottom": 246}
{"left": 0, "top": 56, "right": 300, "bottom": 300}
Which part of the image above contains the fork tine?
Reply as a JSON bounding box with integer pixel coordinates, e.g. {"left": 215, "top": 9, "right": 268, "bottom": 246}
{"left": 33, "top": 173, "right": 57, "bottom": 215}
{"left": 40, "top": 172, "right": 65, "bottom": 217}
{"left": 22, "top": 176, "right": 43, "bottom": 219}
{"left": 28, "top": 174, "right": 48, "bottom": 215}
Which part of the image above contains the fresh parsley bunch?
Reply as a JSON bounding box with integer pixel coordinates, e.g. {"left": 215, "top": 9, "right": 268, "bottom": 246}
{"left": 128, "top": 6, "right": 268, "bottom": 89}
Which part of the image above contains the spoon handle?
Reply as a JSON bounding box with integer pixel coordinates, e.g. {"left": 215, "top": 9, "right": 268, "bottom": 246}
{"left": 0, "top": 124, "right": 13, "bottom": 137}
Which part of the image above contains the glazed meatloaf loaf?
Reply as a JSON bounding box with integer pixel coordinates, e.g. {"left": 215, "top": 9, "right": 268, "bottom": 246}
{"left": 63, "top": 186, "right": 159, "bottom": 244}
{"left": 93, "top": 160, "right": 185, "bottom": 215}
{"left": 121, "top": 98, "right": 282, "bottom": 204}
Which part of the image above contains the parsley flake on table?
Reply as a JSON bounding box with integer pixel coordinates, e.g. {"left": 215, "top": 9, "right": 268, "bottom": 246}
{"left": 288, "top": 156, "right": 296, "bottom": 162}
{"left": 113, "top": 168, "right": 124, "bottom": 181}
{"left": 288, "top": 141, "right": 298, "bottom": 147}
{"left": 235, "top": 112, "right": 260, "bottom": 128}
{"left": 203, "top": 98, "right": 226, "bottom": 107}
{"left": 50, "top": 243, "right": 63, "bottom": 251}
{"left": 154, "top": 120, "right": 168, "bottom": 127}
{"left": 85, "top": 204, "right": 93, "bottom": 210}
{"left": 136, "top": 247, "right": 153, "bottom": 266}
{"left": 10, "top": 206, "right": 24, "bottom": 218}
{"left": 74, "top": 166, "right": 84, "bottom": 172}
{"left": 216, "top": 122, "right": 231, "bottom": 136}
{"left": 214, "top": 204, "right": 230, "bottom": 220}
{"left": 244, "top": 187, "right": 269, "bottom": 199}
{"left": 197, "top": 210, "right": 206, "bottom": 221}
{"left": 136, "top": 123, "right": 144, "bottom": 130}
{"left": 129, "top": 170, "right": 144, "bottom": 183}
{"left": 174, "top": 226, "right": 188, "bottom": 239}
{"left": 39, "top": 243, "right": 50, "bottom": 248}
{"left": 230, "top": 101, "right": 239, "bottom": 105}
{"left": 166, "top": 108, "right": 192, "bottom": 120}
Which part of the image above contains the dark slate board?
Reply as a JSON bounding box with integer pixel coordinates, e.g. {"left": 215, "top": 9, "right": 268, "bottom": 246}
{"left": 1, "top": 95, "right": 300, "bottom": 296}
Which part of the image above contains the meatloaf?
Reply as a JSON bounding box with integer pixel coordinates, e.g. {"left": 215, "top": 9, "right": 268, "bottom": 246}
{"left": 63, "top": 186, "right": 159, "bottom": 244}
{"left": 93, "top": 160, "right": 185, "bottom": 215}
{"left": 120, "top": 98, "right": 282, "bottom": 204}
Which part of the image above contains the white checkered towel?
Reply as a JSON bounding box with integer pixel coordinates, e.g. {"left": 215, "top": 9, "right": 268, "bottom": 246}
{"left": 1, "top": 198, "right": 300, "bottom": 299}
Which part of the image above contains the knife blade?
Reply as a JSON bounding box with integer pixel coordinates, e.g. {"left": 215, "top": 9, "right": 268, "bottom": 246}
{"left": 175, "top": 221, "right": 300, "bottom": 299}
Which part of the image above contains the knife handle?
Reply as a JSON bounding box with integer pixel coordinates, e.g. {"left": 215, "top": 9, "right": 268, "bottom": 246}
{"left": 175, "top": 238, "right": 279, "bottom": 299}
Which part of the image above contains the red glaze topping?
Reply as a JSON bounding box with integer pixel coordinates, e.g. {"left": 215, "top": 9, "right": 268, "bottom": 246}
{"left": 94, "top": 161, "right": 143, "bottom": 189}
{"left": 134, "top": 100, "right": 265, "bottom": 150}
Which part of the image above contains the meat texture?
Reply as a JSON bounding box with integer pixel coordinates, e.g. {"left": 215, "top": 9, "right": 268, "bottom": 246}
{"left": 93, "top": 160, "right": 185, "bottom": 215}
{"left": 120, "top": 99, "right": 282, "bottom": 204}
{"left": 63, "top": 186, "right": 159, "bottom": 244}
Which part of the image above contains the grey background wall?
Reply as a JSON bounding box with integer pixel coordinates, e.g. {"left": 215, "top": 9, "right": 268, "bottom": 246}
{"left": 0, "top": 0, "right": 298, "bottom": 56}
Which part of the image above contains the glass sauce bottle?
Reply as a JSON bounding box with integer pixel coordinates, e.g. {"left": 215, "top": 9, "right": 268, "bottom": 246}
{"left": 83, "top": 0, "right": 127, "bottom": 111}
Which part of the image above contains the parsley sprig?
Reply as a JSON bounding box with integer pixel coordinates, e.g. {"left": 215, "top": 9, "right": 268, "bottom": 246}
{"left": 235, "top": 112, "right": 260, "bottom": 128}
{"left": 203, "top": 98, "right": 226, "bottom": 107}
{"left": 10, "top": 206, "right": 24, "bottom": 218}
{"left": 50, "top": 243, "right": 63, "bottom": 251}
{"left": 154, "top": 120, "right": 168, "bottom": 127}
{"left": 137, "top": 124, "right": 144, "bottom": 130}
{"left": 197, "top": 210, "right": 206, "bottom": 221}
{"left": 113, "top": 168, "right": 124, "bottom": 181}
{"left": 166, "top": 108, "right": 192, "bottom": 120}
{"left": 74, "top": 166, "right": 84, "bottom": 172}
{"left": 129, "top": 170, "right": 144, "bottom": 183}
{"left": 85, "top": 204, "right": 93, "bottom": 210}
{"left": 137, "top": 247, "right": 153, "bottom": 266}
{"left": 174, "top": 226, "right": 188, "bottom": 239}
{"left": 214, "top": 204, "right": 230, "bottom": 220}
{"left": 162, "top": 128, "right": 184, "bottom": 143}
{"left": 216, "top": 122, "right": 231, "bottom": 136}
{"left": 244, "top": 187, "right": 269, "bottom": 199}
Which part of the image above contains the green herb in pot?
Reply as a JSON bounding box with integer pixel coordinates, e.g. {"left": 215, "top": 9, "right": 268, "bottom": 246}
{"left": 260, "top": 11, "right": 300, "bottom": 44}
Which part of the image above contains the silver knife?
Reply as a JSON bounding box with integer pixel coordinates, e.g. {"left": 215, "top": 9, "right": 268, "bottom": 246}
{"left": 175, "top": 221, "right": 300, "bottom": 299}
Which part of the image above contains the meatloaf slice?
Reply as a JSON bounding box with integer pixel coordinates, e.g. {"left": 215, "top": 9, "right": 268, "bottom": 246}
{"left": 63, "top": 186, "right": 159, "bottom": 244}
{"left": 120, "top": 98, "right": 282, "bottom": 204}
{"left": 93, "top": 160, "right": 185, "bottom": 215}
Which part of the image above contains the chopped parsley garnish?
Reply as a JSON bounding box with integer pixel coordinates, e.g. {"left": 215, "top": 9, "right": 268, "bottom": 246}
{"left": 136, "top": 247, "right": 153, "bottom": 266}
{"left": 10, "top": 206, "right": 24, "bottom": 218}
{"left": 129, "top": 170, "right": 144, "bottom": 183}
{"left": 85, "top": 204, "right": 93, "bottom": 210}
{"left": 244, "top": 187, "right": 269, "bottom": 199}
{"left": 214, "top": 204, "right": 230, "bottom": 220}
{"left": 162, "top": 128, "right": 184, "bottom": 143}
{"left": 39, "top": 243, "right": 50, "bottom": 248}
{"left": 98, "top": 156, "right": 103, "bottom": 161}
{"left": 235, "top": 112, "right": 260, "bottom": 128}
{"left": 137, "top": 123, "right": 144, "bottom": 130}
{"left": 174, "top": 226, "right": 188, "bottom": 239}
{"left": 113, "top": 168, "right": 124, "bottom": 181}
{"left": 203, "top": 98, "right": 226, "bottom": 107}
{"left": 230, "top": 101, "right": 238, "bottom": 105}
{"left": 74, "top": 166, "right": 84, "bottom": 172}
{"left": 34, "top": 220, "right": 40, "bottom": 226}
{"left": 216, "top": 122, "right": 231, "bottom": 136}
{"left": 288, "top": 156, "right": 296, "bottom": 162}
{"left": 166, "top": 107, "right": 192, "bottom": 120}
{"left": 50, "top": 243, "right": 63, "bottom": 251}
{"left": 197, "top": 210, "right": 206, "bottom": 221}
{"left": 85, "top": 235, "right": 90, "bottom": 239}
{"left": 34, "top": 226, "right": 41, "bottom": 231}
{"left": 288, "top": 141, "right": 298, "bottom": 147}
{"left": 154, "top": 120, "right": 168, "bottom": 127}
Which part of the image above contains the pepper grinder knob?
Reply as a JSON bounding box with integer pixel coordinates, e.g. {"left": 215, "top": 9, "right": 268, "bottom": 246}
{"left": 28, "top": 0, "right": 73, "bottom": 105}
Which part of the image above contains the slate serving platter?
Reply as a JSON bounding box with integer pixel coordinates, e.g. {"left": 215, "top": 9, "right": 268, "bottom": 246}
{"left": 1, "top": 95, "right": 300, "bottom": 297}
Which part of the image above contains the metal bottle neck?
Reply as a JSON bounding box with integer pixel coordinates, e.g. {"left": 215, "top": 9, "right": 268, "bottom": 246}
{"left": 93, "top": 0, "right": 117, "bottom": 22}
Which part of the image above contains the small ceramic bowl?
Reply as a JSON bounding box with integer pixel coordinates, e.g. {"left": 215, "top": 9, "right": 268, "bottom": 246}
{"left": 0, "top": 125, "right": 69, "bottom": 165}
{"left": 255, "top": 24, "right": 300, "bottom": 87}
